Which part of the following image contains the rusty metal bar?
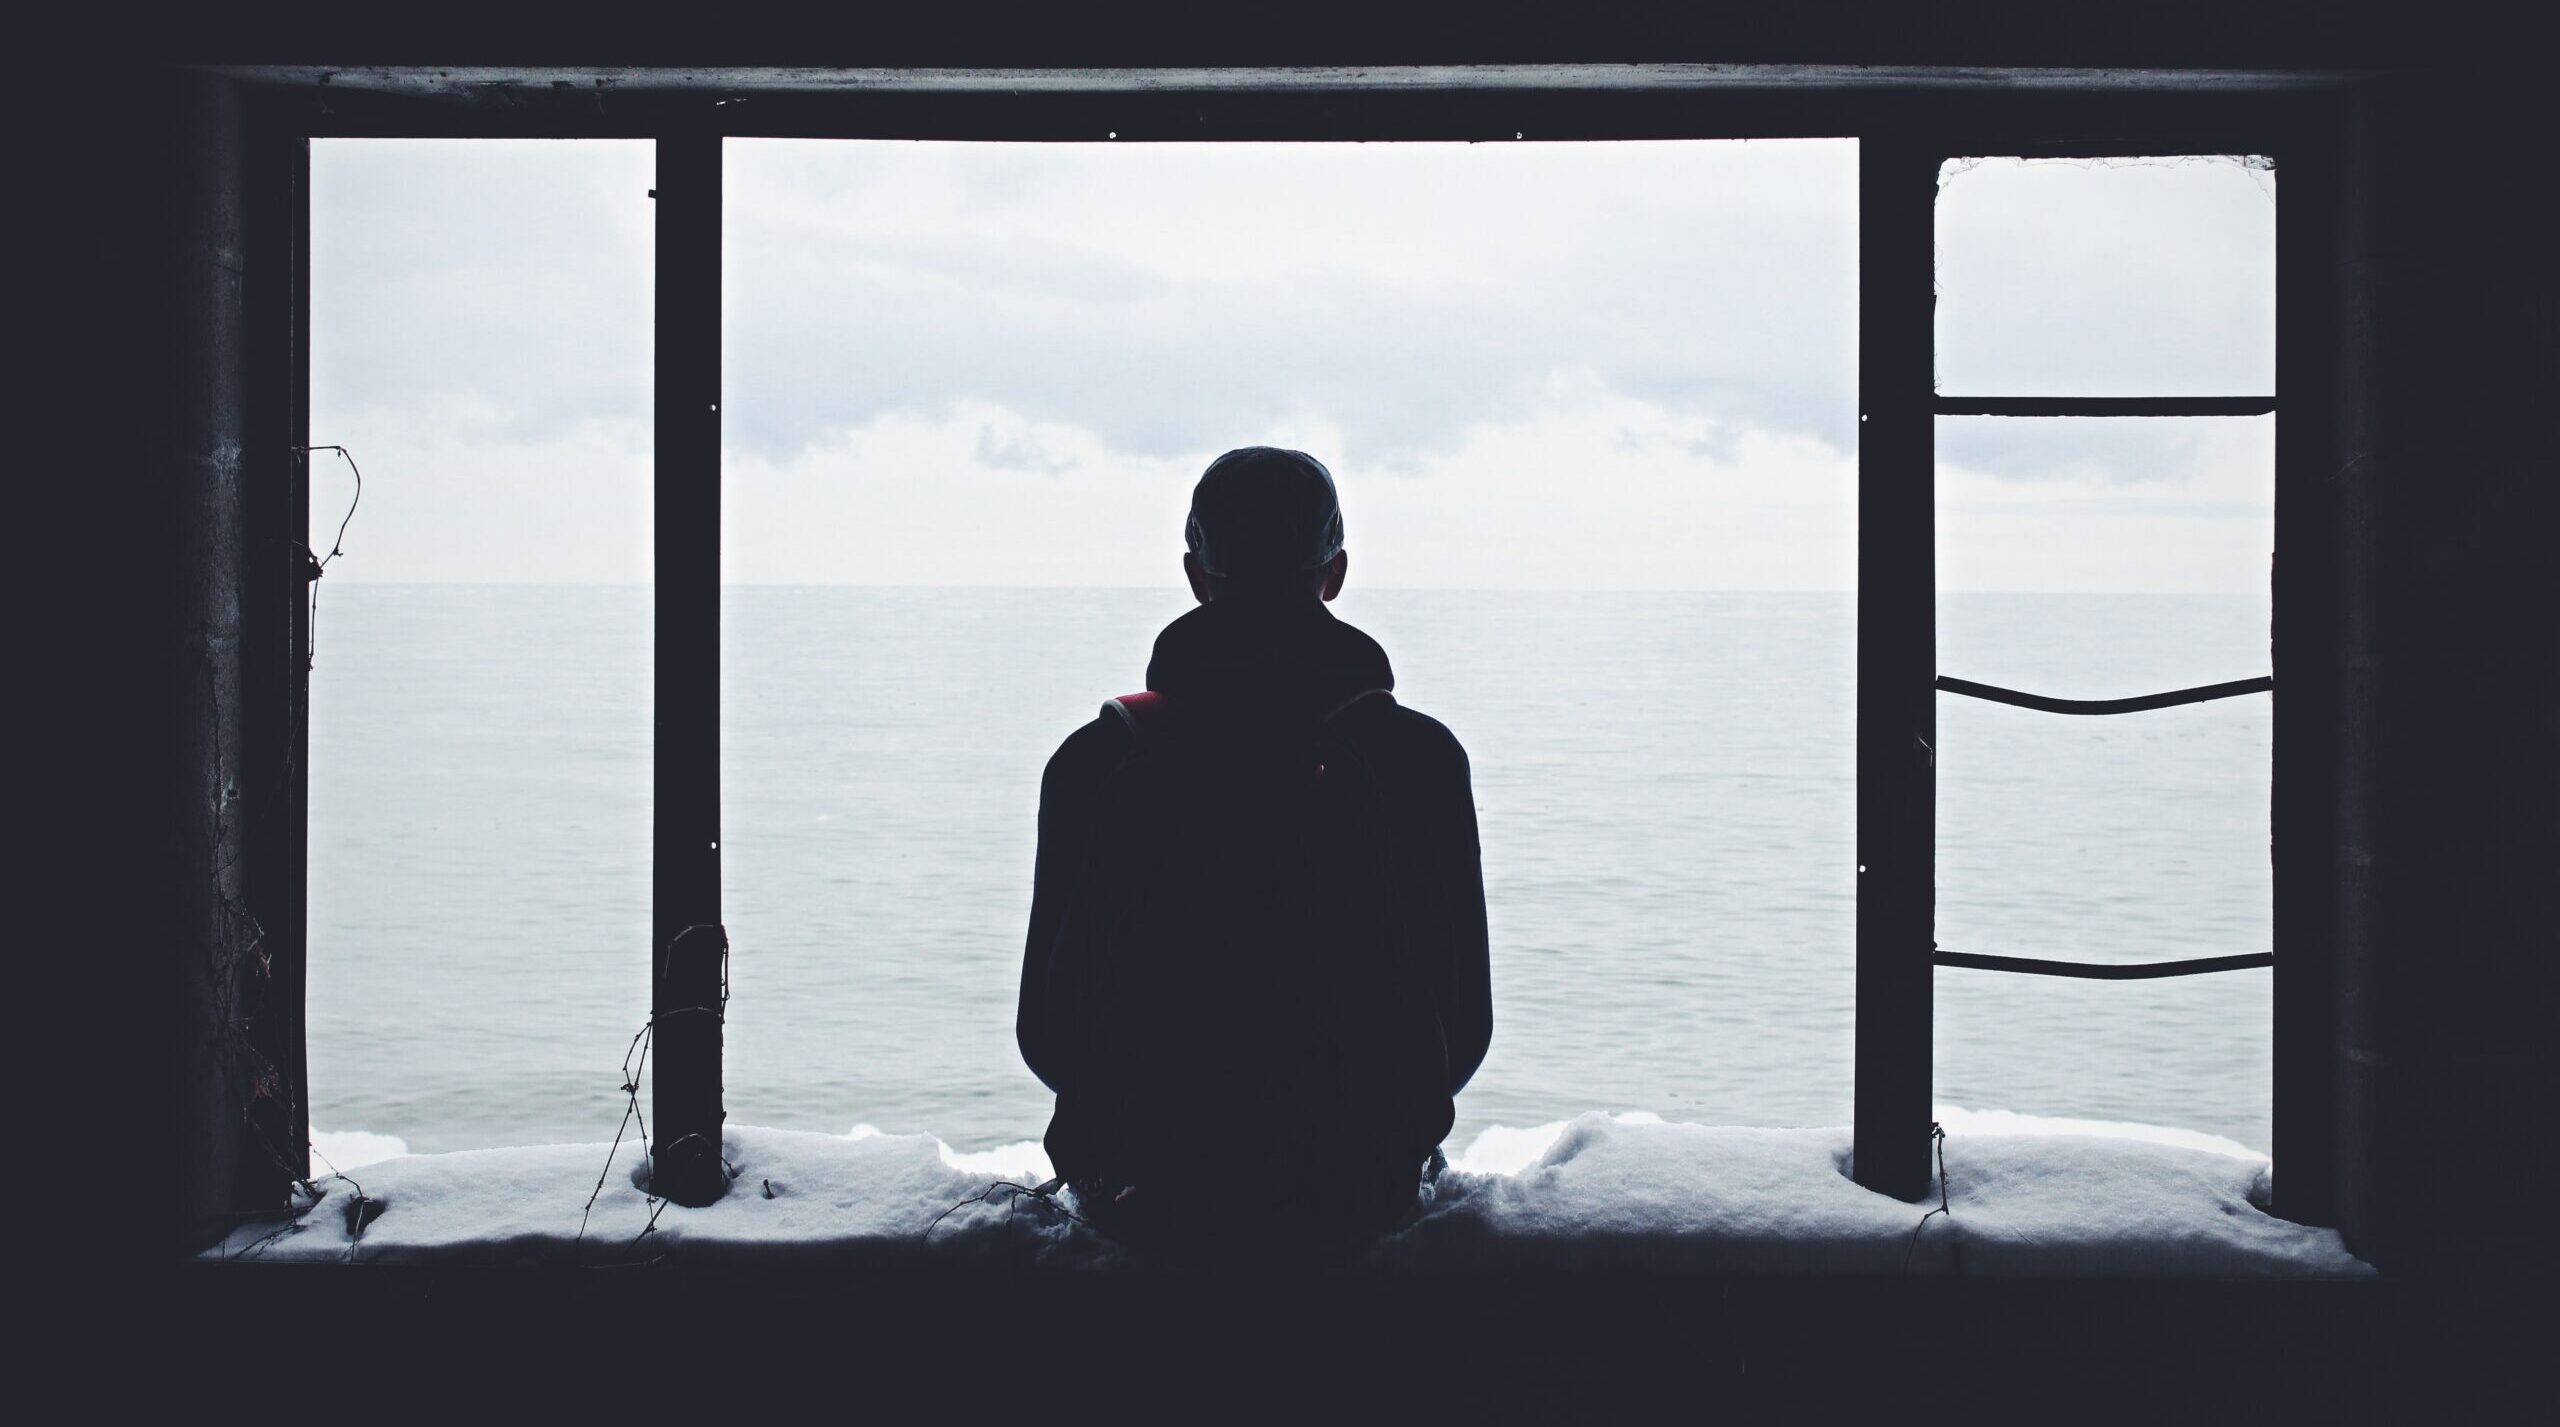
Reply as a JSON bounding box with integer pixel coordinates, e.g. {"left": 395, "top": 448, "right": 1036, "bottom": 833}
{"left": 1936, "top": 673, "right": 2273, "bottom": 715}
{"left": 1931, "top": 396, "right": 2275, "bottom": 417}
{"left": 1934, "top": 950, "right": 2275, "bottom": 979}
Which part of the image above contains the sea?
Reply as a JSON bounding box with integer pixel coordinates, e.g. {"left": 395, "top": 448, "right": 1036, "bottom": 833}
{"left": 306, "top": 584, "right": 2276, "bottom": 1159}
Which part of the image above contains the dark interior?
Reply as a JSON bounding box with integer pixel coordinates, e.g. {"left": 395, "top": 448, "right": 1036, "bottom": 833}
{"left": 50, "top": 4, "right": 2551, "bottom": 1414}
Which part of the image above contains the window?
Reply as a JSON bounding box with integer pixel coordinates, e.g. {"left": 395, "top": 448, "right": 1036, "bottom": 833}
{"left": 1853, "top": 147, "right": 2284, "bottom": 1195}
{"left": 715, "top": 137, "right": 1863, "bottom": 1153}
{"left": 243, "top": 74, "right": 2339, "bottom": 1221}
{"left": 305, "top": 140, "right": 655, "bottom": 1154}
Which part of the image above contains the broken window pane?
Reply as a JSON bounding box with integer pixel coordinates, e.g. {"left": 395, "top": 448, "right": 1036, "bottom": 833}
{"left": 1935, "top": 668, "right": 2272, "bottom": 963}
{"left": 1934, "top": 156, "right": 2274, "bottom": 397}
{"left": 1936, "top": 414, "right": 2274, "bottom": 686}
{"left": 1932, "top": 411, "right": 2273, "bottom": 1149}
{"left": 1936, "top": 963, "right": 2273, "bottom": 1153}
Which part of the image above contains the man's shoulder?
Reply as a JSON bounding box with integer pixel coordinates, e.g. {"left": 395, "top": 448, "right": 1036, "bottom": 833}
{"left": 1037, "top": 715, "right": 1135, "bottom": 803}
{"left": 1365, "top": 698, "right": 1470, "bottom": 773}
{"left": 1046, "top": 714, "right": 1124, "bottom": 772}
{"left": 1375, "top": 698, "right": 1458, "bottom": 742}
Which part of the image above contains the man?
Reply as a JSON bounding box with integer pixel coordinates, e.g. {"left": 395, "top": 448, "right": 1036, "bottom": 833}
{"left": 1017, "top": 446, "right": 1492, "bottom": 1261}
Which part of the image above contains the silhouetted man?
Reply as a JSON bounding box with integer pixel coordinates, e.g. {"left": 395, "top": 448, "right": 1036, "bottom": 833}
{"left": 1018, "top": 447, "right": 1492, "bottom": 1262}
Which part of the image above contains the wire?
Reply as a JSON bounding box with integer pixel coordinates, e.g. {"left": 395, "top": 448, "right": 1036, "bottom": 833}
{"left": 225, "top": 1140, "right": 373, "bottom": 1262}
{"left": 1900, "top": 1122, "right": 1953, "bottom": 1274}
{"left": 575, "top": 925, "right": 734, "bottom": 1264}
{"left": 209, "top": 447, "right": 370, "bottom": 1261}
{"left": 574, "top": 1021, "right": 655, "bottom": 1247}
{"left": 301, "top": 445, "right": 363, "bottom": 566}
{"left": 923, "top": 1177, "right": 1087, "bottom": 1241}
{"left": 293, "top": 444, "right": 364, "bottom": 669}
{"left": 309, "top": 1142, "right": 382, "bottom": 1262}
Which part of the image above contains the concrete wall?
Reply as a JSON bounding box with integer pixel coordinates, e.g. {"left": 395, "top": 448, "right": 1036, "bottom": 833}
{"left": 110, "top": 48, "right": 2555, "bottom": 1271}
{"left": 136, "top": 71, "right": 309, "bottom": 1255}
{"left": 2334, "top": 75, "right": 2559, "bottom": 1276}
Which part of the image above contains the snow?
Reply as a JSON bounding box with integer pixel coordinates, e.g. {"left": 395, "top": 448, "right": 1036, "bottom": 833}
{"left": 217, "top": 1112, "right": 2368, "bottom": 1275}
{"left": 1392, "top": 1110, "right": 2346, "bottom": 1275}
{"left": 309, "top": 1129, "right": 410, "bottom": 1175}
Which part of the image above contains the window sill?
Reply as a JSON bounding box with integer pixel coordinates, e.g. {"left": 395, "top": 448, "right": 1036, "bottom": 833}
{"left": 203, "top": 1114, "right": 2369, "bottom": 1277}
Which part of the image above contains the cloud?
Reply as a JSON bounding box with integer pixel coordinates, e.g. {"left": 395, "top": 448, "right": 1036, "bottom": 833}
{"left": 1935, "top": 415, "right": 2274, "bottom": 592}
{"left": 311, "top": 397, "right": 652, "bottom": 585}
{"left": 309, "top": 141, "right": 2280, "bottom": 591}
{"left": 313, "top": 139, "right": 654, "bottom": 446}
{"left": 721, "top": 138, "right": 1857, "bottom": 468}
{"left": 723, "top": 370, "right": 1857, "bottom": 590}
{"left": 1934, "top": 156, "right": 2276, "bottom": 398}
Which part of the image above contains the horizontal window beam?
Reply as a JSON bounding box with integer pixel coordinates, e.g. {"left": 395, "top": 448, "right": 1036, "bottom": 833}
{"left": 1936, "top": 673, "right": 2271, "bottom": 715}
{"left": 1935, "top": 144, "right": 2280, "bottom": 162}
{"left": 1931, "top": 396, "right": 2276, "bottom": 417}
{"left": 1934, "top": 950, "right": 2275, "bottom": 980}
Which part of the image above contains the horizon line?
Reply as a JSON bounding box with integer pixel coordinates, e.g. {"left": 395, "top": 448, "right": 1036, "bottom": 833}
{"left": 308, "top": 580, "right": 2273, "bottom": 596}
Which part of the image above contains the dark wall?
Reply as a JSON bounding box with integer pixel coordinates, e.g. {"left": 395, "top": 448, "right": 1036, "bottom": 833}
{"left": 2334, "top": 75, "right": 2559, "bottom": 1276}
{"left": 159, "top": 70, "right": 257, "bottom": 1254}
{"left": 118, "top": 72, "right": 310, "bottom": 1256}
{"left": 99, "top": 31, "right": 2554, "bottom": 1274}
{"left": 122, "top": 1, "right": 2518, "bottom": 71}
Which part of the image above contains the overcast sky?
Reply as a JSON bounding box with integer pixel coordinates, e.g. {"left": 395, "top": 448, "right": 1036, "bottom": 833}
{"left": 311, "top": 140, "right": 2274, "bottom": 591}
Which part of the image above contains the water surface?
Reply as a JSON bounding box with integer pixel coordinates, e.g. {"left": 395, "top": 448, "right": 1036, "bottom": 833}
{"left": 307, "top": 585, "right": 2273, "bottom": 1156}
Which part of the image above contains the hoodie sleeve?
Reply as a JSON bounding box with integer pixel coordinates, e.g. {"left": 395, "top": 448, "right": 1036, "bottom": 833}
{"left": 1017, "top": 718, "right": 1121, "bottom": 1094}
{"left": 1437, "top": 734, "right": 1495, "bottom": 1095}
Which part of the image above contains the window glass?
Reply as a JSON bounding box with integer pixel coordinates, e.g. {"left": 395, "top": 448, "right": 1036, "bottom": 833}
{"left": 1935, "top": 156, "right": 2275, "bottom": 397}
{"left": 306, "top": 140, "right": 655, "bottom": 1153}
{"left": 1936, "top": 969, "right": 2273, "bottom": 1152}
{"left": 1933, "top": 410, "right": 2273, "bottom": 1150}
{"left": 721, "top": 139, "right": 1861, "bottom": 1151}
{"left": 1935, "top": 689, "right": 2272, "bottom": 966}
{"left": 1937, "top": 414, "right": 2273, "bottom": 688}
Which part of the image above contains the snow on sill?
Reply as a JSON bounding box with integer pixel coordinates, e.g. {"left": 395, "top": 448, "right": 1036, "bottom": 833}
{"left": 219, "top": 1110, "right": 2371, "bottom": 1276}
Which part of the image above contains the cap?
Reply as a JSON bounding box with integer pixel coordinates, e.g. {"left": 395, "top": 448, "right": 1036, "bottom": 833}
{"left": 1184, "top": 447, "right": 1345, "bottom": 579}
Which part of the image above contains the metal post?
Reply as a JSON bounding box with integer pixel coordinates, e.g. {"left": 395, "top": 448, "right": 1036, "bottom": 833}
{"left": 651, "top": 133, "right": 728, "bottom": 1207}
{"left": 1852, "top": 135, "right": 1938, "bottom": 1202}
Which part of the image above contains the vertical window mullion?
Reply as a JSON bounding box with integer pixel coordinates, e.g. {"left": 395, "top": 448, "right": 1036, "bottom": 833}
{"left": 1852, "top": 136, "right": 1940, "bottom": 1201}
{"left": 652, "top": 133, "right": 729, "bottom": 1207}
{"left": 2270, "top": 138, "right": 2340, "bottom": 1226}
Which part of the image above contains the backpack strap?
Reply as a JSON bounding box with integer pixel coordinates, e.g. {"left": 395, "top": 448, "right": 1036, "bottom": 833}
{"left": 1102, "top": 690, "right": 1175, "bottom": 748}
{"left": 1324, "top": 688, "right": 1393, "bottom": 725}
{"left": 1317, "top": 690, "right": 1395, "bottom": 790}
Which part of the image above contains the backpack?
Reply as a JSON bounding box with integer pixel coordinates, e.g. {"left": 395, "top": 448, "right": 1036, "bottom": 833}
{"left": 1058, "top": 685, "right": 1449, "bottom": 1219}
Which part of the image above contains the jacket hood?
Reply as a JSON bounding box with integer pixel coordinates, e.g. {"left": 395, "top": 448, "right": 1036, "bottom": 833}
{"left": 1144, "top": 593, "right": 1394, "bottom": 720}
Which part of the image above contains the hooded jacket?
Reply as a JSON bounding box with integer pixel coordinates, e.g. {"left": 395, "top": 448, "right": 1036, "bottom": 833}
{"left": 1017, "top": 593, "right": 1492, "bottom": 1193}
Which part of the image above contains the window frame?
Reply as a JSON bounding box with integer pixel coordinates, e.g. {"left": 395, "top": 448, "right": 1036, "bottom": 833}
{"left": 1862, "top": 138, "right": 2314, "bottom": 1201}
{"left": 241, "top": 66, "right": 2346, "bottom": 1217}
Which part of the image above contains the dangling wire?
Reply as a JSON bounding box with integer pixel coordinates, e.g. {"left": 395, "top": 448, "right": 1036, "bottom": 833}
{"left": 574, "top": 1019, "right": 656, "bottom": 1249}
{"left": 293, "top": 444, "right": 364, "bottom": 669}
{"left": 924, "top": 1177, "right": 1087, "bottom": 1240}
{"left": 576, "top": 925, "right": 735, "bottom": 1264}
{"left": 215, "top": 445, "right": 366, "bottom": 1261}
{"left": 1900, "top": 1122, "right": 1952, "bottom": 1274}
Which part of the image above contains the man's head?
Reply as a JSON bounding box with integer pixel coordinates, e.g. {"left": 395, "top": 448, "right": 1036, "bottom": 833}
{"left": 1182, "top": 446, "right": 1349, "bottom": 604}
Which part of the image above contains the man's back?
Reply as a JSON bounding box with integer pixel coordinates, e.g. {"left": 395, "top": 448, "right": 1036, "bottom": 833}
{"left": 1017, "top": 592, "right": 1491, "bottom": 1253}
